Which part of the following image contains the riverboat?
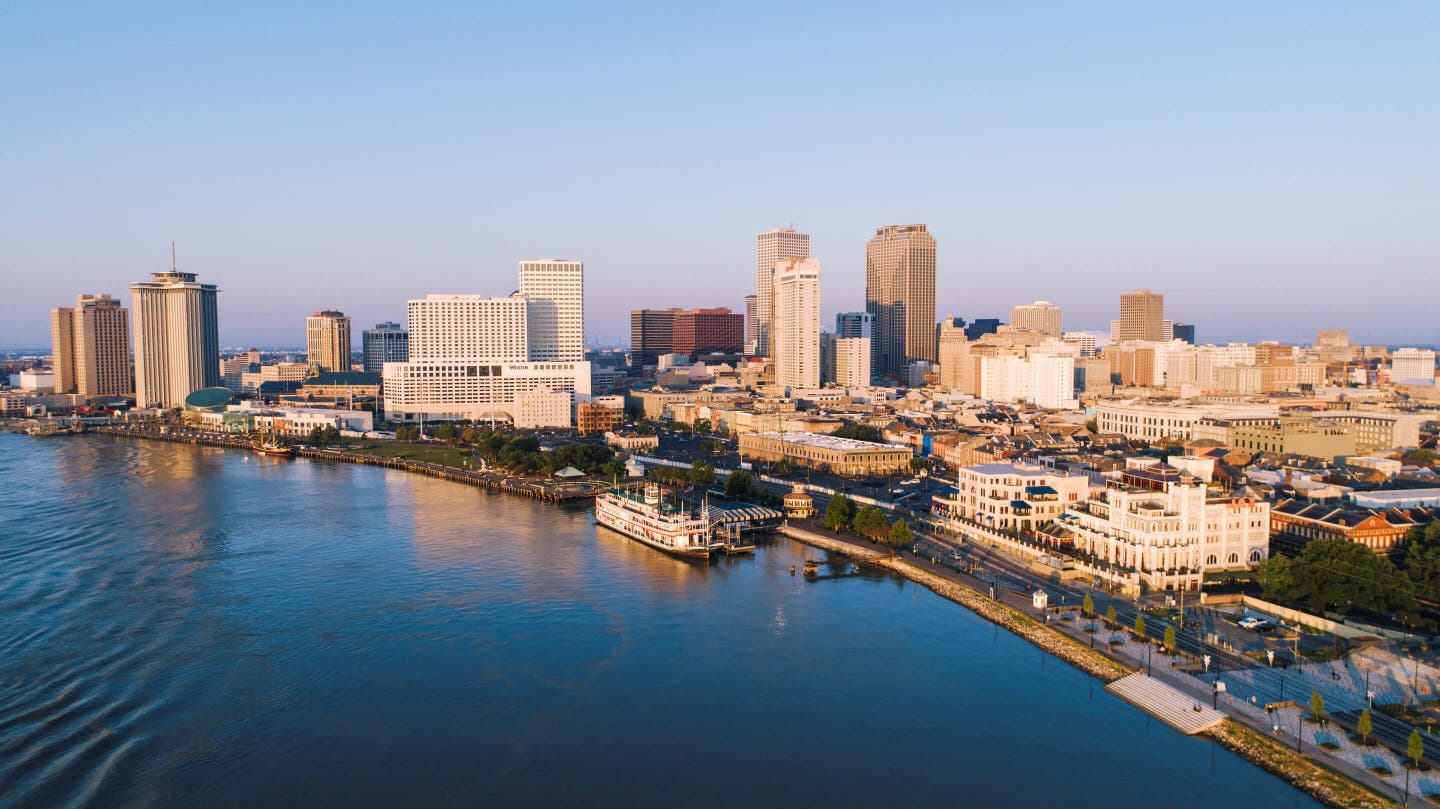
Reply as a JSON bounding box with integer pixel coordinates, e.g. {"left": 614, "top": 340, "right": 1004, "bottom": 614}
{"left": 593, "top": 483, "right": 718, "bottom": 558}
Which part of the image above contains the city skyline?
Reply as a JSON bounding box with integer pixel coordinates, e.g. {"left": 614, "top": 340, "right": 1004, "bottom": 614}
{"left": 3, "top": 4, "right": 1437, "bottom": 348}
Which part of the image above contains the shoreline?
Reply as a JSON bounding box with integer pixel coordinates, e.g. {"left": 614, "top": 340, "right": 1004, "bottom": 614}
{"left": 86, "top": 427, "right": 599, "bottom": 503}
{"left": 778, "top": 524, "right": 1400, "bottom": 809}
{"left": 22, "top": 429, "right": 1402, "bottom": 808}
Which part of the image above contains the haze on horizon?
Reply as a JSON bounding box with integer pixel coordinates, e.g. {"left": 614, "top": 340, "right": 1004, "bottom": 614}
{"left": 2, "top": 2, "right": 1436, "bottom": 349}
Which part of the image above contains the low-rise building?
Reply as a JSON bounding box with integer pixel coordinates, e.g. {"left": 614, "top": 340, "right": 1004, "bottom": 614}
{"left": 739, "top": 431, "right": 912, "bottom": 476}
{"left": 1059, "top": 461, "right": 1269, "bottom": 592}
{"left": 577, "top": 400, "right": 624, "bottom": 435}
{"left": 605, "top": 431, "right": 660, "bottom": 452}
{"left": 1270, "top": 498, "right": 1424, "bottom": 557}
{"left": 932, "top": 462, "right": 1089, "bottom": 532}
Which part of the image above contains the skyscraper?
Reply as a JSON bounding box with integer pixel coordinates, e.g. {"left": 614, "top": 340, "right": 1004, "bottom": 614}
{"left": 755, "top": 228, "right": 810, "bottom": 356}
{"left": 743, "top": 294, "right": 758, "bottom": 352}
{"left": 362, "top": 321, "right": 409, "bottom": 375}
{"left": 1116, "top": 289, "right": 1164, "bottom": 342}
{"left": 131, "top": 269, "right": 220, "bottom": 408}
{"left": 519, "top": 259, "right": 585, "bottom": 361}
{"left": 306, "top": 310, "right": 352, "bottom": 373}
{"left": 771, "top": 257, "right": 821, "bottom": 390}
{"left": 865, "top": 224, "right": 937, "bottom": 377}
{"left": 50, "top": 293, "right": 132, "bottom": 397}
{"left": 630, "top": 309, "right": 678, "bottom": 368}
{"left": 1009, "top": 301, "right": 1062, "bottom": 336}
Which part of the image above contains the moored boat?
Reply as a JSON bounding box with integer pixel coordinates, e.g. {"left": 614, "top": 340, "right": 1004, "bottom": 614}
{"left": 594, "top": 482, "right": 718, "bottom": 558}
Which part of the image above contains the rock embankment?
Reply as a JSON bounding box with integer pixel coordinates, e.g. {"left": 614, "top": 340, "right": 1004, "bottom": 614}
{"left": 779, "top": 525, "right": 1132, "bottom": 682}
{"left": 1207, "top": 721, "right": 1399, "bottom": 809}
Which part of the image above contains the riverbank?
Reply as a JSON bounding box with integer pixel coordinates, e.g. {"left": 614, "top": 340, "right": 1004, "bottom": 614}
{"left": 89, "top": 427, "right": 602, "bottom": 503}
{"left": 778, "top": 523, "right": 1400, "bottom": 809}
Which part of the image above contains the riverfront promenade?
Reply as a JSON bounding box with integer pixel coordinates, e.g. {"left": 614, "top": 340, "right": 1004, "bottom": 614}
{"left": 89, "top": 426, "right": 603, "bottom": 503}
{"left": 778, "top": 522, "right": 1403, "bottom": 809}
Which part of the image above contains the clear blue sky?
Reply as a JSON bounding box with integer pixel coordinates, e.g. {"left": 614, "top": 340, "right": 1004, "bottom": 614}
{"left": 2, "top": 2, "right": 1436, "bottom": 348}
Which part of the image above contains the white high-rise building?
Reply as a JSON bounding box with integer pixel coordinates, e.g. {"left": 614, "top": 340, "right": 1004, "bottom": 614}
{"left": 383, "top": 266, "right": 590, "bottom": 427}
{"left": 1392, "top": 348, "right": 1437, "bottom": 385}
{"left": 1061, "top": 331, "right": 1098, "bottom": 357}
{"left": 518, "top": 259, "right": 584, "bottom": 361}
{"left": 771, "top": 257, "right": 821, "bottom": 390}
{"left": 755, "top": 228, "right": 810, "bottom": 356}
{"left": 407, "top": 295, "right": 529, "bottom": 362}
{"left": 131, "top": 270, "right": 220, "bottom": 408}
{"left": 834, "top": 337, "right": 871, "bottom": 387}
{"left": 975, "top": 353, "right": 1075, "bottom": 410}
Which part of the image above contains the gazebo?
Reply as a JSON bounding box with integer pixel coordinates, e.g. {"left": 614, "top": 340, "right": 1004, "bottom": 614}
{"left": 783, "top": 484, "right": 815, "bottom": 519}
{"left": 554, "top": 466, "right": 585, "bottom": 480}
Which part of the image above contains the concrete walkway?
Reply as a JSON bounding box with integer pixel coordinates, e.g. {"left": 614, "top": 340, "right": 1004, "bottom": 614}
{"left": 1107, "top": 673, "right": 1226, "bottom": 734}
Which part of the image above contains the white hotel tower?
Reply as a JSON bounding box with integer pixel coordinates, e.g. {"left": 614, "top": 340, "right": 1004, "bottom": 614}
{"left": 771, "top": 257, "right": 821, "bottom": 390}
{"left": 382, "top": 262, "right": 590, "bottom": 428}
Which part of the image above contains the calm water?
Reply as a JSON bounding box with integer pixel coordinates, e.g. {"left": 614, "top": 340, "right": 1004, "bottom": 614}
{"left": 0, "top": 434, "right": 1320, "bottom": 808}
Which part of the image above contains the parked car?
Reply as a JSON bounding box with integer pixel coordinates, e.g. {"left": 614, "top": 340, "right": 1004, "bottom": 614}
{"left": 1237, "top": 617, "right": 1265, "bottom": 630}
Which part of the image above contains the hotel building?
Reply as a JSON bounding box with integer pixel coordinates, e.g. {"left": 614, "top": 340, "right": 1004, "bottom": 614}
{"left": 755, "top": 228, "right": 810, "bottom": 357}
{"left": 771, "top": 257, "right": 821, "bottom": 390}
{"left": 51, "top": 293, "right": 132, "bottom": 398}
{"left": 383, "top": 264, "right": 590, "bottom": 427}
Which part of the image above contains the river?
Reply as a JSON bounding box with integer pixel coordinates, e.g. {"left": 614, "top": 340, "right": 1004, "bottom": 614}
{"left": 0, "top": 433, "right": 1319, "bottom": 808}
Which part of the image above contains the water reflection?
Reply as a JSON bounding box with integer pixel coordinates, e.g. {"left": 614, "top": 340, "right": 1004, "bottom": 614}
{"left": 0, "top": 434, "right": 1323, "bottom": 809}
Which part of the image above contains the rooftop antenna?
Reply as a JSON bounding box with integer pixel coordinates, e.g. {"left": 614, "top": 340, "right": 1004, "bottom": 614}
{"left": 171, "top": 241, "right": 177, "bottom": 271}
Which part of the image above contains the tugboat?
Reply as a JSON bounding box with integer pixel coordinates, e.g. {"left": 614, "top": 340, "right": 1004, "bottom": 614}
{"left": 593, "top": 482, "right": 717, "bottom": 558}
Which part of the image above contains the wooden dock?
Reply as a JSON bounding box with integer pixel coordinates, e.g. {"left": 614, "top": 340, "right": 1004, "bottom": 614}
{"left": 1106, "top": 673, "right": 1226, "bottom": 735}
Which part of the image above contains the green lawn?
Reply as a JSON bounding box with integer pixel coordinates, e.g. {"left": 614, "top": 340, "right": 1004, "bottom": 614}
{"left": 344, "top": 441, "right": 476, "bottom": 470}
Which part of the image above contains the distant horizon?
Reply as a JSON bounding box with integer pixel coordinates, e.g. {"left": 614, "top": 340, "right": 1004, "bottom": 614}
{"left": 4, "top": 4, "right": 1436, "bottom": 348}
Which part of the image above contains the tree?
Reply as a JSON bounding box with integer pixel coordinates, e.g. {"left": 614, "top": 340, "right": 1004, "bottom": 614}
{"left": 1357, "top": 709, "right": 1373, "bottom": 746}
{"left": 435, "top": 422, "right": 458, "bottom": 443}
{"left": 909, "top": 457, "right": 929, "bottom": 474}
{"left": 1257, "top": 537, "right": 1415, "bottom": 614}
{"left": 460, "top": 427, "right": 480, "bottom": 445}
{"left": 321, "top": 425, "right": 340, "bottom": 446}
{"left": 1309, "top": 690, "right": 1326, "bottom": 725}
{"left": 1082, "top": 593, "right": 1094, "bottom": 618}
{"left": 831, "top": 422, "right": 884, "bottom": 443}
{"left": 307, "top": 426, "right": 326, "bottom": 447}
{"left": 1163, "top": 625, "right": 1177, "bottom": 655}
{"left": 1406, "top": 543, "right": 1440, "bottom": 602}
{"left": 1404, "top": 448, "right": 1438, "bottom": 466}
{"left": 823, "top": 495, "right": 857, "bottom": 531}
{"left": 688, "top": 462, "right": 716, "bottom": 488}
{"left": 1409, "top": 729, "right": 1425, "bottom": 769}
{"left": 693, "top": 418, "right": 712, "bottom": 436}
{"left": 725, "top": 470, "right": 757, "bottom": 501}
{"left": 854, "top": 506, "right": 890, "bottom": 541}
{"left": 888, "top": 519, "right": 914, "bottom": 547}
{"left": 1106, "top": 605, "right": 1117, "bottom": 627}
{"left": 1133, "top": 614, "right": 1146, "bottom": 639}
